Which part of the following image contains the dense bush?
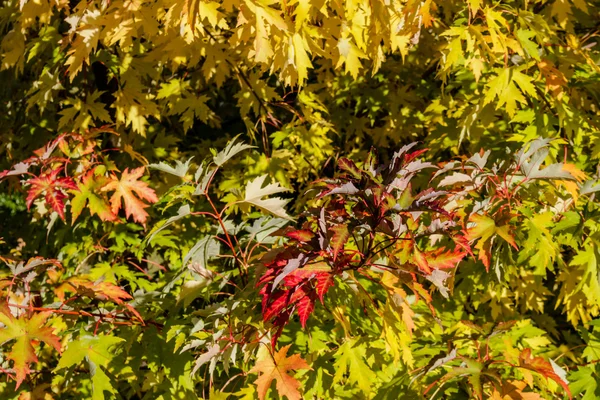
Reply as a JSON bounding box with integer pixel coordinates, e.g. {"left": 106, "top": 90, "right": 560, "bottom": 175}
{"left": 1, "top": 0, "right": 600, "bottom": 398}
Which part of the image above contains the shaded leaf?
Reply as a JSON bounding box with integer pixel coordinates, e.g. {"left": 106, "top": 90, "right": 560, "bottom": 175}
{"left": 213, "top": 135, "right": 256, "bottom": 166}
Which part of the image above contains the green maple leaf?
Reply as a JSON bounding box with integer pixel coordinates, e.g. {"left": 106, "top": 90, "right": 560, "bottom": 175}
{"left": 484, "top": 69, "right": 524, "bottom": 116}
{"left": 209, "top": 387, "right": 233, "bottom": 400}
{"left": 333, "top": 339, "right": 376, "bottom": 395}
{"left": 570, "top": 366, "right": 599, "bottom": 400}
{"left": 58, "top": 91, "right": 111, "bottom": 131}
{"left": 55, "top": 335, "right": 125, "bottom": 400}
{"left": 465, "top": 214, "right": 517, "bottom": 269}
{"left": 517, "top": 212, "right": 557, "bottom": 274}
{"left": 516, "top": 29, "right": 541, "bottom": 61}
{"left": 71, "top": 170, "right": 117, "bottom": 224}
{"left": 0, "top": 305, "right": 62, "bottom": 388}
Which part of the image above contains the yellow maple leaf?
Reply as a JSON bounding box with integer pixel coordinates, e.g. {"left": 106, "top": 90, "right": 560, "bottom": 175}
{"left": 336, "top": 37, "right": 366, "bottom": 79}
{"left": 291, "top": 33, "right": 312, "bottom": 85}
{"left": 64, "top": 9, "right": 102, "bottom": 82}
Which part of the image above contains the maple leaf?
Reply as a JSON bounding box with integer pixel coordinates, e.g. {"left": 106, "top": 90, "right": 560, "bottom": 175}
{"left": 465, "top": 214, "right": 517, "bottom": 269}
{"left": 169, "top": 95, "right": 220, "bottom": 132}
{"left": 569, "top": 367, "right": 599, "bottom": 400}
{"left": 296, "top": 294, "right": 315, "bottom": 328}
{"left": 271, "top": 253, "right": 309, "bottom": 289}
{"left": 518, "top": 212, "right": 558, "bottom": 273}
{"left": 262, "top": 289, "right": 292, "bottom": 323}
{"left": 484, "top": 69, "right": 529, "bottom": 117}
{"left": 26, "top": 168, "right": 77, "bottom": 221}
{"left": 285, "top": 229, "right": 315, "bottom": 242}
{"left": 54, "top": 277, "right": 132, "bottom": 305}
{"left": 58, "top": 91, "right": 111, "bottom": 131}
{"left": 101, "top": 167, "right": 158, "bottom": 225}
{"left": 148, "top": 157, "right": 194, "bottom": 178}
{"left": 249, "top": 344, "right": 311, "bottom": 400}
{"left": 413, "top": 247, "right": 433, "bottom": 274}
{"left": 261, "top": 266, "right": 330, "bottom": 335}
{"left": 212, "top": 134, "right": 256, "bottom": 166}
{"left": 424, "top": 248, "right": 467, "bottom": 270}
{"left": 0, "top": 305, "right": 61, "bottom": 388}
{"left": 336, "top": 37, "right": 366, "bottom": 79}
{"left": 0, "top": 161, "right": 30, "bottom": 180}
{"left": 112, "top": 85, "right": 160, "bottom": 136}
{"left": 70, "top": 170, "right": 117, "bottom": 224}
{"left": 518, "top": 349, "right": 571, "bottom": 399}
{"left": 315, "top": 272, "right": 334, "bottom": 302}
{"left": 55, "top": 335, "right": 124, "bottom": 400}
{"left": 333, "top": 339, "right": 376, "bottom": 395}
{"left": 537, "top": 60, "right": 567, "bottom": 99}
{"left": 490, "top": 380, "right": 544, "bottom": 400}
{"left": 64, "top": 10, "right": 101, "bottom": 81}
{"left": 180, "top": 0, "right": 223, "bottom": 33}
{"left": 515, "top": 138, "right": 581, "bottom": 182}
{"left": 516, "top": 29, "right": 541, "bottom": 62}
{"left": 337, "top": 158, "right": 362, "bottom": 179}
{"left": 330, "top": 224, "right": 349, "bottom": 261}
{"left": 289, "top": 33, "right": 312, "bottom": 86}
{"left": 237, "top": 175, "right": 292, "bottom": 220}
{"left": 183, "top": 235, "right": 221, "bottom": 269}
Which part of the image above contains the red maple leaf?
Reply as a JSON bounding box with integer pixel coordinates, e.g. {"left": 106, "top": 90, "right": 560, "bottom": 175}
{"left": 296, "top": 294, "right": 315, "bottom": 327}
{"left": 285, "top": 229, "right": 315, "bottom": 242}
{"left": 26, "top": 168, "right": 77, "bottom": 221}
{"left": 315, "top": 273, "right": 334, "bottom": 302}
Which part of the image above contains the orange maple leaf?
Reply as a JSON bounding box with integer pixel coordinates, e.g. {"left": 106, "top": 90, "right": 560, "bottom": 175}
{"left": 54, "top": 277, "right": 132, "bottom": 304}
{"left": 537, "top": 60, "right": 568, "bottom": 99}
{"left": 518, "top": 348, "right": 571, "bottom": 399}
{"left": 464, "top": 213, "right": 517, "bottom": 270}
{"left": 250, "top": 345, "right": 311, "bottom": 400}
{"left": 0, "top": 305, "right": 61, "bottom": 388}
{"left": 491, "top": 380, "right": 543, "bottom": 400}
{"left": 101, "top": 167, "right": 158, "bottom": 224}
{"left": 414, "top": 247, "right": 467, "bottom": 272}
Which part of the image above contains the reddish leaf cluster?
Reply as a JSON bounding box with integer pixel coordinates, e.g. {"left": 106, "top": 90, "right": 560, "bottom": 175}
{"left": 0, "top": 130, "right": 157, "bottom": 224}
{"left": 258, "top": 146, "right": 469, "bottom": 345}
{"left": 259, "top": 248, "right": 335, "bottom": 346}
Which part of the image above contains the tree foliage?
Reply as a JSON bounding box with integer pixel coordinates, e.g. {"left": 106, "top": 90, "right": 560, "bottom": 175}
{"left": 1, "top": 0, "right": 600, "bottom": 398}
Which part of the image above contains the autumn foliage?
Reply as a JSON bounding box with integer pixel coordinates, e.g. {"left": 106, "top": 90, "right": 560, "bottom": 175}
{"left": 1, "top": 0, "right": 600, "bottom": 399}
